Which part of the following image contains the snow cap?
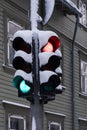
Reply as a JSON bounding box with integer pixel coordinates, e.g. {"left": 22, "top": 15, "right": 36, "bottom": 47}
{"left": 13, "top": 30, "right": 59, "bottom": 49}
{"left": 13, "top": 30, "right": 32, "bottom": 45}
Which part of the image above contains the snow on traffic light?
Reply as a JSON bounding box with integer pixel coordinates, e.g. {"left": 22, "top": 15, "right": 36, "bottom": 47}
{"left": 12, "top": 30, "right": 63, "bottom": 103}
{"left": 38, "top": 31, "right": 63, "bottom": 102}
{"left": 12, "top": 30, "right": 34, "bottom": 102}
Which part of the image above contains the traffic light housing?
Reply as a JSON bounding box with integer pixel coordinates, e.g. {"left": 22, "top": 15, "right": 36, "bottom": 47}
{"left": 12, "top": 30, "right": 62, "bottom": 103}
{"left": 38, "top": 31, "right": 62, "bottom": 102}
{"left": 12, "top": 30, "right": 34, "bottom": 101}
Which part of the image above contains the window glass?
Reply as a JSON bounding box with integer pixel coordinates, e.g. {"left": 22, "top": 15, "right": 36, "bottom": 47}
{"left": 81, "top": 61, "right": 87, "bottom": 94}
{"left": 7, "top": 20, "right": 24, "bottom": 66}
{"left": 8, "top": 115, "right": 26, "bottom": 130}
{"left": 80, "top": 126, "right": 87, "bottom": 130}
{"left": 49, "top": 122, "right": 61, "bottom": 130}
{"left": 79, "top": 0, "right": 87, "bottom": 27}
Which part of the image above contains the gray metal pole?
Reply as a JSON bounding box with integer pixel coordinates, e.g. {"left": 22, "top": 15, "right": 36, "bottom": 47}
{"left": 30, "top": 32, "right": 44, "bottom": 130}
{"left": 29, "top": 0, "right": 44, "bottom": 130}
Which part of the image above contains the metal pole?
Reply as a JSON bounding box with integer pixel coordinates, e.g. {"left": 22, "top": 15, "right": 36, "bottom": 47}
{"left": 29, "top": 0, "right": 44, "bottom": 130}
{"left": 30, "top": 32, "right": 44, "bottom": 130}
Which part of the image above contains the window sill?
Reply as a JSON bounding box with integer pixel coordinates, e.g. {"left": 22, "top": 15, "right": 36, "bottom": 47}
{"left": 79, "top": 92, "right": 87, "bottom": 100}
{"left": 2, "top": 64, "right": 15, "bottom": 74}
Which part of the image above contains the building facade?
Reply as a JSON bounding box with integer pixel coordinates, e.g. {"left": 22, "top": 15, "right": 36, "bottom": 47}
{"left": 0, "top": 0, "right": 87, "bottom": 130}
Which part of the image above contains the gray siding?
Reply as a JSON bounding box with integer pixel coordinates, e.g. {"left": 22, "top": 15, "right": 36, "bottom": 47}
{"left": 0, "top": 1, "right": 30, "bottom": 129}
{"left": 0, "top": 0, "right": 87, "bottom": 130}
{"left": 0, "top": 3, "right": 5, "bottom": 130}
{"left": 45, "top": 3, "right": 87, "bottom": 130}
{"left": 44, "top": 34, "right": 73, "bottom": 130}
{"left": 0, "top": 0, "right": 30, "bottom": 103}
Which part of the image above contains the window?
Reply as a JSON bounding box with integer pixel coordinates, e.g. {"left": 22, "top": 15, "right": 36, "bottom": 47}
{"left": 49, "top": 122, "right": 61, "bottom": 130}
{"left": 80, "top": 126, "right": 87, "bottom": 130}
{"left": 8, "top": 114, "right": 26, "bottom": 130}
{"left": 7, "top": 20, "right": 23, "bottom": 66}
{"left": 81, "top": 61, "right": 87, "bottom": 94}
{"left": 79, "top": 118, "right": 87, "bottom": 130}
{"left": 45, "top": 111, "right": 65, "bottom": 130}
{"left": 79, "top": 0, "right": 87, "bottom": 27}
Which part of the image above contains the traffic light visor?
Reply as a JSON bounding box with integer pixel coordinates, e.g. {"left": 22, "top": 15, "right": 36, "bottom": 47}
{"left": 13, "top": 37, "right": 31, "bottom": 53}
{"left": 13, "top": 75, "right": 23, "bottom": 88}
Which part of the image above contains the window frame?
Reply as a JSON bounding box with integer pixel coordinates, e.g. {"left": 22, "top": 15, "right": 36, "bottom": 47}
{"left": 8, "top": 114, "right": 26, "bottom": 130}
{"left": 3, "top": 11, "right": 28, "bottom": 71}
{"left": 7, "top": 37, "right": 14, "bottom": 66}
{"left": 79, "top": 0, "right": 87, "bottom": 27}
{"left": 81, "top": 61, "right": 87, "bottom": 94}
{"left": 80, "top": 126, "right": 87, "bottom": 130}
{"left": 45, "top": 111, "right": 65, "bottom": 130}
{"left": 79, "top": 118, "right": 87, "bottom": 130}
{"left": 2, "top": 100, "right": 30, "bottom": 130}
{"left": 49, "top": 122, "right": 61, "bottom": 130}
{"left": 7, "top": 20, "right": 24, "bottom": 66}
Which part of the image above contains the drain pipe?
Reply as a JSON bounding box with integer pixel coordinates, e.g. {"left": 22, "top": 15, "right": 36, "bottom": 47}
{"left": 72, "top": 15, "right": 79, "bottom": 130}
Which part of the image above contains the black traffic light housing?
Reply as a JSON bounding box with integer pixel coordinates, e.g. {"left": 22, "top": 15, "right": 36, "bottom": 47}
{"left": 38, "top": 31, "right": 63, "bottom": 102}
{"left": 12, "top": 30, "right": 34, "bottom": 101}
{"left": 12, "top": 30, "right": 63, "bottom": 103}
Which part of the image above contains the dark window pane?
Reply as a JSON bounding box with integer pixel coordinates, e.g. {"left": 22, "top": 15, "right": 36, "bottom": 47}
{"left": 10, "top": 117, "right": 24, "bottom": 130}
{"left": 50, "top": 124, "right": 60, "bottom": 130}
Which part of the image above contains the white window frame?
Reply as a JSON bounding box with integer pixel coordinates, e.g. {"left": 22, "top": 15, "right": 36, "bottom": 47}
{"left": 49, "top": 122, "right": 61, "bottom": 130}
{"left": 79, "top": 0, "right": 87, "bottom": 27}
{"left": 7, "top": 37, "right": 15, "bottom": 66}
{"left": 7, "top": 20, "right": 24, "bottom": 66}
{"left": 81, "top": 61, "right": 87, "bottom": 94}
{"left": 8, "top": 114, "right": 26, "bottom": 130}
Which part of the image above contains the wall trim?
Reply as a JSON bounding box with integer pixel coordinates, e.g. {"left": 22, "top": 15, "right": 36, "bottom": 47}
{"left": 2, "top": 100, "right": 30, "bottom": 109}
{"left": 45, "top": 111, "right": 66, "bottom": 117}
{"left": 78, "top": 117, "right": 87, "bottom": 122}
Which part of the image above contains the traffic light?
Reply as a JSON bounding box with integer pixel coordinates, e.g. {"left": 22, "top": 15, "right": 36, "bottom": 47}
{"left": 12, "top": 30, "right": 34, "bottom": 101}
{"left": 12, "top": 30, "right": 62, "bottom": 103}
{"left": 38, "top": 31, "right": 62, "bottom": 101}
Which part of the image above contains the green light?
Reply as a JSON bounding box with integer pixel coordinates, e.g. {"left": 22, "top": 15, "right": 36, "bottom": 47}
{"left": 44, "top": 85, "right": 53, "bottom": 92}
{"left": 20, "top": 80, "right": 31, "bottom": 93}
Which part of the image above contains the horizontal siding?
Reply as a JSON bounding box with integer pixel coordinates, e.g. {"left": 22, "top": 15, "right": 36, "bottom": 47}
{"left": 0, "top": 1, "right": 29, "bottom": 129}
{"left": 0, "top": 0, "right": 87, "bottom": 130}
{"left": 48, "top": 6, "right": 87, "bottom": 129}
{"left": 49, "top": 8, "right": 75, "bottom": 40}
{"left": 45, "top": 36, "right": 73, "bottom": 130}
{"left": 49, "top": 7, "right": 87, "bottom": 49}
{"left": 0, "top": 6, "right": 4, "bottom": 65}
{"left": 73, "top": 46, "right": 87, "bottom": 130}
{"left": 76, "top": 27, "right": 87, "bottom": 48}
{"left": 1, "top": 0, "right": 29, "bottom": 11}
{"left": 0, "top": 102, "right": 5, "bottom": 130}
{"left": 1, "top": 0, "right": 29, "bottom": 25}
{"left": 0, "top": 70, "right": 29, "bottom": 104}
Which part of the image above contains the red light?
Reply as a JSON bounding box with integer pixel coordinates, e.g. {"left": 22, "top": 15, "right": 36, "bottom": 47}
{"left": 42, "top": 42, "right": 54, "bottom": 52}
{"left": 49, "top": 36, "right": 61, "bottom": 51}
{"left": 41, "top": 36, "right": 61, "bottom": 52}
